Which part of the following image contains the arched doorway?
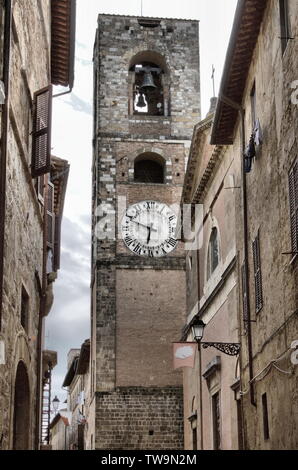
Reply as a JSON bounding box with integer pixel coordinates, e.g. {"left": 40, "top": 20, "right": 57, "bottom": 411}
{"left": 13, "top": 361, "right": 30, "bottom": 450}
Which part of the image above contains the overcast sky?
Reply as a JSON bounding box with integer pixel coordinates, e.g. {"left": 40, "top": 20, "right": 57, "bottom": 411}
{"left": 46, "top": 0, "right": 237, "bottom": 409}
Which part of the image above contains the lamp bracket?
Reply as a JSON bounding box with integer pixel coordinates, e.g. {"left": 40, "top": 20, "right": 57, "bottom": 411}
{"left": 201, "top": 342, "right": 240, "bottom": 356}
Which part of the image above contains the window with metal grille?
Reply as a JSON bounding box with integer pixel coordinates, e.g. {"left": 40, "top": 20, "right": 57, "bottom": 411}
{"left": 289, "top": 160, "right": 298, "bottom": 256}
{"left": 252, "top": 230, "right": 263, "bottom": 313}
{"left": 31, "top": 86, "right": 52, "bottom": 177}
{"left": 279, "top": 0, "right": 291, "bottom": 54}
{"left": 241, "top": 262, "right": 249, "bottom": 329}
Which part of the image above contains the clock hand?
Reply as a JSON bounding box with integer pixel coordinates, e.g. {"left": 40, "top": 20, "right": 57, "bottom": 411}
{"left": 147, "top": 226, "right": 151, "bottom": 244}
{"left": 127, "top": 216, "right": 158, "bottom": 231}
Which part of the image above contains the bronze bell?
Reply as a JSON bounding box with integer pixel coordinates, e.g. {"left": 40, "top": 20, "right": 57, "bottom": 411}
{"left": 140, "top": 71, "right": 157, "bottom": 90}
{"left": 136, "top": 93, "right": 146, "bottom": 108}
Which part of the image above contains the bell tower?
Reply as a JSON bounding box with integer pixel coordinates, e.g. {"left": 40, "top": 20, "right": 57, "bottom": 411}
{"left": 90, "top": 14, "right": 200, "bottom": 450}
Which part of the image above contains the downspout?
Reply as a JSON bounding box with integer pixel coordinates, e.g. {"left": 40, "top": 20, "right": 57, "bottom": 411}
{"left": 0, "top": 0, "right": 12, "bottom": 331}
{"left": 219, "top": 93, "right": 255, "bottom": 406}
{"left": 239, "top": 109, "right": 255, "bottom": 407}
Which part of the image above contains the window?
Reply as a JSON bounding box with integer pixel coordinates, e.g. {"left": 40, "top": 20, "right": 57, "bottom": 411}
{"left": 288, "top": 160, "right": 298, "bottom": 256}
{"left": 192, "top": 427, "right": 197, "bottom": 450}
{"left": 212, "top": 392, "right": 221, "bottom": 450}
{"left": 129, "top": 51, "right": 169, "bottom": 117}
{"left": 279, "top": 0, "right": 291, "bottom": 54}
{"left": 134, "top": 154, "right": 164, "bottom": 184}
{"left": 20, "top": 286, "right": 29, "bottom": 333}
{"left": 262, "top": 393, "right": 270, "bottom": 440}
{"left": 252, "top": 230, "right": 263, "bottom": 313}
{"left": 47, "top": 180, "right": 55, "bottom": 250}
{"left": 207, "top": 227, "right": 220, "bottom": 279}
{"left": 31, "top": 86, "right": 52, "bottom": 177}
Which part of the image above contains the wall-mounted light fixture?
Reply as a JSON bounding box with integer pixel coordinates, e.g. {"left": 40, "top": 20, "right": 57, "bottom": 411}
{"left": 192, "top": 320, "right": 240, "bottom": 357}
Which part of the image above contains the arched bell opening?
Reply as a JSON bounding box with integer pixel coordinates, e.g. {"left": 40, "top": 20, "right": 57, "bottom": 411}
{"left": 134, "top": 152, "right": 165, "bottom": 184}
{"left": 128, "top": 51, "right": 170, "bottom": 117}
{"left": 13, "top": 361, "right": 30, "bottom": 450}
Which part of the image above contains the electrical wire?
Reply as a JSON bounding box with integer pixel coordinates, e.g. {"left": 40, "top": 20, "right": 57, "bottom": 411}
{"left": 239, "top": 347, "right": 294, "bottom": 396}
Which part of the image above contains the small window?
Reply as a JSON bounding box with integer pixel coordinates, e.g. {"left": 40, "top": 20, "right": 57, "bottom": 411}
{"left": 134, "top": 158, "right": 164, "bottom": 184}
{"left": 279, "top": 0, "right": 291, "bottom": 54}
{"left": 252, "top": 230, "right": 263, "bottom": 313}
{"left": 262, "top": 393, "right": 270, "bottom": 440}
{"left": 21, "top": 286, "right": 29, "bottom": 333}
{"left": 207, "top": 227, "right": 220, "bottom": 279}
{"left": 192, "top": 427, "right": 197, "bottom": 450}
{"left": 212, "top": 392, "right": 221, "bottom": 450}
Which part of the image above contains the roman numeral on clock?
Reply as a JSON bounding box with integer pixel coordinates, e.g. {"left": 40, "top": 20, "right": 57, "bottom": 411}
{"left": 133, "top": 243, "right": 142, "bottom": 255}
{"left": 125, "top": 236, "right": 134, "bottom": 246}
{"left": 167, "top": 238, "right": 177, "bottom": 247}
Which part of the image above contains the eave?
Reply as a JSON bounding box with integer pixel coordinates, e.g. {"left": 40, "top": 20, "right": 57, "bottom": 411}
{"left": 210, "top": 0, "right": 269, "bottom": 145}
{"left": 51, "top": 0, "right": 76, "bottom": 88}
{"left": 76, "top": 339, "right": 90, "bottom": 375}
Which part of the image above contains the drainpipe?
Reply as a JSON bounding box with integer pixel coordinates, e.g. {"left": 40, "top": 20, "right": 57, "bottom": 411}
{"left": 239, "top": 109, "right": 255, "bottom": 407}
{"left": 0, "top": 0, "right": 12, "bottom": 331}
{"left": 219, "top": 94, "right": 256, "bottom": 407}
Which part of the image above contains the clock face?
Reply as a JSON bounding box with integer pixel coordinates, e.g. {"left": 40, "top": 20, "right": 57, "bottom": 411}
{"left": 121, "top": 200, "right": 178, "bottom": 257}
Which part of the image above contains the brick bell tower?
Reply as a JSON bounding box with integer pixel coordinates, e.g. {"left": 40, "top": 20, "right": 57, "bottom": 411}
{"left": 90, "top": 14, "right": 200, "bottom": 450}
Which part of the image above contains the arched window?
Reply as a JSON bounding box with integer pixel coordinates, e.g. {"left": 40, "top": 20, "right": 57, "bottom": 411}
{"left": 207, "top": 227, "right": 220, "bottom": 279}
{"left": 128, "top": 51, "right": 169, "bottom": 117}
{"left": 134, "top": 153, "right": 165, "bottom": 184}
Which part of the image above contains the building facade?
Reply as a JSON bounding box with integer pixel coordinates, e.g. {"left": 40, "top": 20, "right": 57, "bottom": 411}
{"left": 181, "top": 101, "right": 242, "bottom": 450}
{"left": 62, "top": 341, "right": 90, "bottom": 451}
{"left": 211, "top": 0, "right": 298, "bottom": 449}
{"left": 0, "top": 0, "right": 75, "bottom": 450}
{"left": 90, "top": 14, "right": 201, "bottom": 450}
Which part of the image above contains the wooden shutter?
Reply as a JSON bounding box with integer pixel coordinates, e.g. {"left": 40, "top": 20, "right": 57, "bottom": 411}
{"left": 252, "top": 231, "right": 263, "bottom": 313}
{"left": 53, "top": 214, "right": 61, "bottom": 271}
{"left": 32, "top": 85, "right": 52, "bottom": 177}
{"left": 47, "top": 181, "right": 55, "bottom": 249}
{"left": 289, "top": 160, "right": 298, "bottom": 254}
{"left": 241, "top": 262, "right": 248, "bottom": 330}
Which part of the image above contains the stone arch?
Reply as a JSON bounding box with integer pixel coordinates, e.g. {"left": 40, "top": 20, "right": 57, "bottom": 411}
{"left": 127, "top": 50, "right": 170, "bottom": 117}
{"left": 126, "top": 147, "right": 173, "bottom": 184}
{"left": 13, "top": 361, "right": 30, "bottom": 450}
{"left": 134, "top": 152, "right": 165, "bottom": 184}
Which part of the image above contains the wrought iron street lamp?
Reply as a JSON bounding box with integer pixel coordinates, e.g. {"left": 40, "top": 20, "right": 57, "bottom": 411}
{"left": 52, "top": 395, "right": 60, "bottom": 413}
{"left": 192, "top": 320, "right": 240, "bottom": 356}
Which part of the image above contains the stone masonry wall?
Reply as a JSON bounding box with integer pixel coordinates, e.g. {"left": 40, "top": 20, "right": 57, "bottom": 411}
{"left": 95, "top": 387, "right": 184, "bottom": 450}
{"left": 95, "top": 15, "right": 200, "bottom": 139}
{"left": 91, "top": 14, "right": 201, "bottom": 450}
{"left": 0, "top": 0, "right": 51, "bottom": 449}
{"left": 232, "top": 0, "right": 298, "bottom": 449}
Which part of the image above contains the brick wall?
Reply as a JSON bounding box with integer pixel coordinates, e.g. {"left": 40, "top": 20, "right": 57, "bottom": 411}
{"left": 95, "top": 387, "right": 184, "bottom": 450}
